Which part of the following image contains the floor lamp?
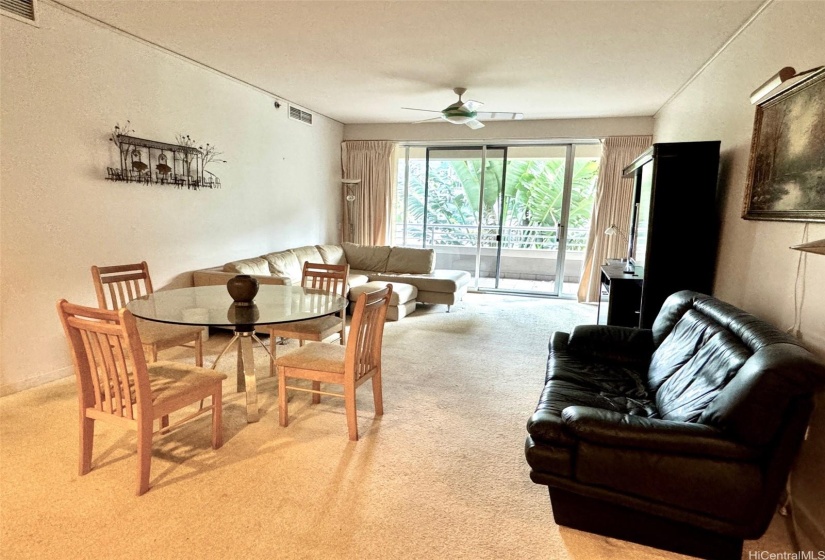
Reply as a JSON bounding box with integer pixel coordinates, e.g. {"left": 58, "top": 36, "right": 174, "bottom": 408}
{"left": 342, "top": 178, "right": 361, "bottom": 243}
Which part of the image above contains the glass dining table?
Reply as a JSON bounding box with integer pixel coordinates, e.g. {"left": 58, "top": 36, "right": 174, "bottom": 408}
{"left": 126, "top": 284, "right": 348, "bottom": 423}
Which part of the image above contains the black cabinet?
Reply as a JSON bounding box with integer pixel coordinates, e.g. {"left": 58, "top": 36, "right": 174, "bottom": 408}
{"left": 597, "top": 263, "right": 644, "bottom": 327}
{"left": 622, "top": 141, "right": 721, "bottom": 328}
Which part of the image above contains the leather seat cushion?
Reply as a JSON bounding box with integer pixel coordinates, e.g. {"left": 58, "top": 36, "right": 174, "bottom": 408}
{"left": 527, "top": 375, "right": 657, "bottom": 446}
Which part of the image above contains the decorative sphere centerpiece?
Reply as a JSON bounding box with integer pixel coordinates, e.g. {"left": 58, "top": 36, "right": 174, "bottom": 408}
{"left": 226, "top": 274, "right": 259, "bottom": 307}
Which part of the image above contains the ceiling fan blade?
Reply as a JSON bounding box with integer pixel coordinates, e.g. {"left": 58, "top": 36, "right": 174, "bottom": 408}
{"left": 411, "top": 117, "right": 443, "bottom": 124}
{"left": 465, "top": 119, "right": 485, "bottom": 130}
{"left": 462, "top": 100, "right": 484, "bottom": 112}
{"left": 401, "top": 107, "right": 442, "bottom": 113}
{"left": 475, "top": 111, "right": 524, "bottom": 121}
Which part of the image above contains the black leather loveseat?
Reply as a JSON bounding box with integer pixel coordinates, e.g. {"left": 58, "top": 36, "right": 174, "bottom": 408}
{"left": 525, "top": 290, "right": 825, "bottom": 560}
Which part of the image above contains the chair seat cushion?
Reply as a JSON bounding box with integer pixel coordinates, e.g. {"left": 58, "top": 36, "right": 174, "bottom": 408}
{"left": 147, "top": 361, "right": 226, "bottom": 411}
{"left": 348, "top": 281, "right": 417, "bottom": 305}
{"left": 135, "top": 318, "right": 203, "bottom": 346}
{"left": 277, "top": 342, "right": 346, "bottom": 374}
{"left": 268, "top": 315, "right": 343, "bottom": 339}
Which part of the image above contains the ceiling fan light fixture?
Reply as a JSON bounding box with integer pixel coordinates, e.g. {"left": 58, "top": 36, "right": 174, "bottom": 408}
{"left": 442, "top": 109, "right": 477, "bottom": 124}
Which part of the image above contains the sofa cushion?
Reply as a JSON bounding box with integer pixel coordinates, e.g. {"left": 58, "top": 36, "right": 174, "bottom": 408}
{"left": 263, "top": 250, "right": 302, "bottom": 283}
{"left": 699, "top": 343, "right": 825, "bottom": 446}
{"left": 223, "top": 257, "right": 271, "bottom": 276}
{"left": 316, "top": 244, "right": 346, "bottom": 265}
{"left": 348, "top": 281, "right": 417, "bottom": 305}
{"left": 385, "top": 246, "right": 435, "bottom": 274}
{"left": 342, "top": 242, "right": 391, "bottom": 272}
{"left": 648, "top": 310, "right": 721, "bottom": 393}
{"left": 348, "top": 273, "right": 371, "bottom": 290}
{"left": 290, "top": 245, "right": 324, "bottom": 268}
{"left": 368, "top": 270, "right": 471, "bottom": 293}
{"left": 656, "top": 329, "right": 749, "bottom": 423}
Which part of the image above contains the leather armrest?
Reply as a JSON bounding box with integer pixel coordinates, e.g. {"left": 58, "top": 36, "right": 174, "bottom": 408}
{"left": 561, "top": 406, "right": 762, "bottom": 461}
{"left": 549, "top": 331, "right": 570, "bottom": 352}
{"left": 567, "top": 325, "right": 653, "bottom": 366}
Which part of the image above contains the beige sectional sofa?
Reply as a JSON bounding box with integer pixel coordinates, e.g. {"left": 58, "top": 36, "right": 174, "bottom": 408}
{"left": 193, "top": 243, "right": 472, "bottom": 317}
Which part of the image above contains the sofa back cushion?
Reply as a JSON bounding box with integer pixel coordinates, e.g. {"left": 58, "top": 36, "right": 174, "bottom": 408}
{"left": 316, "top": 244, "right": 347, "bottom": 265}
{"left": 648, "top": 310, "right": 719, "bottom": 393}
{"left": 263, "top": 250, "right": 302, "bottom": 283}
{"left": 385, "top": 246, "right": 435, "bottom": 274}
{"left": 655, "top": 328, "right": 749, "bottom": 422}
{"left": 290, "top": 245, "right": 324, "bottom": 269}
{"left": 223, "top": 257, "right": 271, "bottom": 276}
{"left": 650, "top": 290, "right": 825, "bottom": 445}
{"left": 699, "top": 343, "right": 825, "bottom": 446}
{"left": 341, "top": 242, "right": 391, "bottom": 272}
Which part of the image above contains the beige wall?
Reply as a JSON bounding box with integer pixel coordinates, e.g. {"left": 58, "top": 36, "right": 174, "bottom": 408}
{"left": 0, "top": 4, "right": 343, "bottom": 394}
{"left": 654, "top": 0, "right": 825, "bottom": 550}
{"left": 344, "top": 117, "right": 652, "bottom": 142}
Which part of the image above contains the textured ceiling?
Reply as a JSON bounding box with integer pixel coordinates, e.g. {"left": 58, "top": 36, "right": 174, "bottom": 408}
{"left": 58, "top": 0, "right": 764, "bottom": 124}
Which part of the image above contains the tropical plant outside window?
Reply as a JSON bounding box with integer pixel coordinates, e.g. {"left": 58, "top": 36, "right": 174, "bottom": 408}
{"left": 396, "top": 156, "right": 598, "bottom": 250}
{"left": 394, "top": 144, "right": 600, "bottom": 295}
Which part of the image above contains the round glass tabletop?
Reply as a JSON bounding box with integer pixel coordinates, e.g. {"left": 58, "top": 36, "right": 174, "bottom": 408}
{"left": 125, "top": 284, "right": 348, "bottom": 328}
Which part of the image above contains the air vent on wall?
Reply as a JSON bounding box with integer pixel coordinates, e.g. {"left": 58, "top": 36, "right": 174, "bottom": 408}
{"left": 1, "top": 0, "right": 37, "bottom": 24}
{"left": 289, "top": 105, "right": 314, "bottom": 126}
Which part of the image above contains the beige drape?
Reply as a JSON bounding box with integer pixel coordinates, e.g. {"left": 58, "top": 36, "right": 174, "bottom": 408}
{"left": 577, "top": 136, "right": 653, "bottom": 303}
{"left": 341, "top": 141, "right": 397, "bottom": 246}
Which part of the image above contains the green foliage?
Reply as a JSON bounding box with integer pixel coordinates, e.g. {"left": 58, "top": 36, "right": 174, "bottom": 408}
{"left": 397, "top": 156, "right": 599, "bottom": 249}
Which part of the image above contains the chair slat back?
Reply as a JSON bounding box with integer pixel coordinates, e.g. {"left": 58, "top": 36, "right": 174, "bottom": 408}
{"left": 91, "top": 262, "right": 154, "bottom": 310}
{"left": 346, "top": 285, "right": 392, "bottom": 383}
{"left": 301, "top": 262, "right": 349, "bottom": 297}
{"left": 57, "top": 300, "right": 151, "bottom": 422}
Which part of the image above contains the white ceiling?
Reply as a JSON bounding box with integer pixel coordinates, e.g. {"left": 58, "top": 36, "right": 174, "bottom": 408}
{"left": 58, "top": 0, "right": 764, "bottom": 124}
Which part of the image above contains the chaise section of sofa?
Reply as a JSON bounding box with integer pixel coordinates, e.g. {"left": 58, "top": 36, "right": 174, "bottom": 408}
{"left": 193, "top": 242, "right": 471, "bottom": 311}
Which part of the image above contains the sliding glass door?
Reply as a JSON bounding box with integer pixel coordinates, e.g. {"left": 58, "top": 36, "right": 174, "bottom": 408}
{"left": 394, "top": 142, "right": 600, "bottom": 297}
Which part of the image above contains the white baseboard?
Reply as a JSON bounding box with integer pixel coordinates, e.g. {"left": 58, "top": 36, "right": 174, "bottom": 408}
{"left": 0, "top": 366, "right": 74, "bottom": 397}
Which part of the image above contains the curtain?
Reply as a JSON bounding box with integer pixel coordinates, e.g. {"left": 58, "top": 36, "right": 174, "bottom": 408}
{"left": 341, "top": 141, "right": 397, "bottom": 246}
{"left": 577, "top": 135, "right": 653, "bottom": 303}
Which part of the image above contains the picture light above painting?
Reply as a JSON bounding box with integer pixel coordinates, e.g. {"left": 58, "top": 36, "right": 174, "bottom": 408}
{"left": 743, "top": 66, "right": 825, "bottom": 223}
{"left": 106, "top": 121, "right": 225, "bottom": 190}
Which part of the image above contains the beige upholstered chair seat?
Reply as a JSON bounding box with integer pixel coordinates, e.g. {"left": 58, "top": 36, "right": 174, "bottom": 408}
{"left": 270, "top": 315, "right": 342, "bottom": 338}
{"left": 135, "top": 318, "right": 205, "bottom": 346}
{"left": 276, "top": 343, "right": 346, "bottom": 375}
{"left": 147, "top": 362, "right": 227, "bottom": 411}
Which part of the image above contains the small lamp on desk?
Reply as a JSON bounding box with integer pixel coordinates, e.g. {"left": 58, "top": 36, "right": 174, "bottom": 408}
{"left": 605, "top": 225, "right": 636, "bottom": 274}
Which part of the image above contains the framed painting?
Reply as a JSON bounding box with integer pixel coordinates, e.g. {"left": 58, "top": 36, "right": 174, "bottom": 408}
{"left": 742, "top": 66, "right": 825, "bottom": 222}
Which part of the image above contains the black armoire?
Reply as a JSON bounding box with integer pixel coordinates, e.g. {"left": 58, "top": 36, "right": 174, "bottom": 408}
{"left": 621, "top": 141, "right": 721, "bottom": 328}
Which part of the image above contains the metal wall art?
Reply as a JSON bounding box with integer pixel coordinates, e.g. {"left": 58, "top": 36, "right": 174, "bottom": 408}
{"left": 107, "top": 121, "right": 224, "bottom": 190}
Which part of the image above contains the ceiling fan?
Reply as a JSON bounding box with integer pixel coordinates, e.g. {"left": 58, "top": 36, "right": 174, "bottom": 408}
{"left": 402, "top": 87, "right": 523, "bottom": 129}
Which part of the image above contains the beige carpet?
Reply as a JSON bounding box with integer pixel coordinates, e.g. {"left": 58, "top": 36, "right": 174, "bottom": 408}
{"left": 1, "top": 293, "right": 794, "bottom": 559}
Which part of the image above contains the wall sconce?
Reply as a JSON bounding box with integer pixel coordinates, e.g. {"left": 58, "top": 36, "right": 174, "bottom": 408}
{"left": 750, "top": 67, "right": 797, "bottom": 104}
{"left": 342, "top": 178, "right": 361, "bottom": 242}
{"left": 791, "top": 238, "right": 825, "bottom": 256}
{"left": 750, "top": 66, "right": 824, "bottom": 105}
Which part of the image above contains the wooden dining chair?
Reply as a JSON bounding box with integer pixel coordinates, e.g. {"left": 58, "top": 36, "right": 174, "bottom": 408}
{"left": 276, "top": 284, "right": 392, "bottom": 441}
{"left": 92, "top": 262, "right": 204, "bottom": 366}
{"left": 267, "top": 262, "right": 350, "bottom": 377}
{"left": 56, "top": 300, "right": 226, "bottom": 495}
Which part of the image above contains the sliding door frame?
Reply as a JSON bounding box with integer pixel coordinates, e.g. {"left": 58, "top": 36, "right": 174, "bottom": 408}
{"left": 398, "top": 139, "right": 601, "bottom": 298}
